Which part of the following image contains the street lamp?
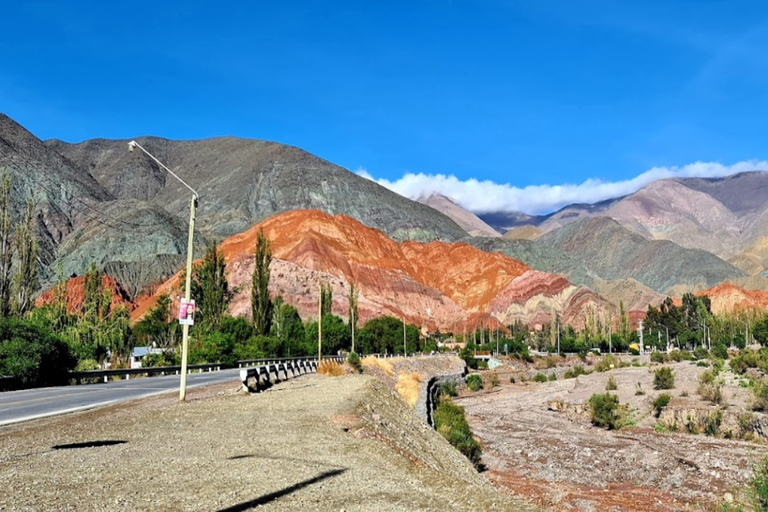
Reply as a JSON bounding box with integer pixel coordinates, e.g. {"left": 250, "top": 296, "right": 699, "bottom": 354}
{"left": 128, "top": 140, "right": 199, "bottom": 401}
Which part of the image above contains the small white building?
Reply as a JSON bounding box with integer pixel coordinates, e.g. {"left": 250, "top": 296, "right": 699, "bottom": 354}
{"left": 130, "top": 346, "right": 164, "bottom": 369}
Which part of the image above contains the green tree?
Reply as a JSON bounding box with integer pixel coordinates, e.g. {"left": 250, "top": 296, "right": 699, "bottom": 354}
{"left": 0, "top": 317, "right": 76, "bottom": 388}
{"left": 133, "top": 292, "right": 176, "bottom": 347}
{"left": 270, "top": 300, "right": 305, "bottom": 356}
{"left": 12, "top": 199, "right": 37, "bottom": 317}
{"left": 304, "top": 314, "right": 350, "bottom": 355}
{"left": 357, "top": 315, "right": 418, "bottom": 355}
{"left": 251, "top": 227, "right": 272, "bottom": 335}
{"left": 0, "top": 172, "right": 13, "bottom": 318}
{"left": 321, "top": 282, "right": 333, "bottom": 316}
{"left": 189, "top": 241, "right": 231, "bottom": 332}
{"left": 348, "top": 282, "right": 359, "bottom": 351}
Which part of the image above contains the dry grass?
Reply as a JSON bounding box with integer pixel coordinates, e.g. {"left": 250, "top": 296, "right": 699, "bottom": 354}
{"left": 362, "top": 356, "right": 394, "bottom": 376}
{"left": 318, "top": 360, "right": 344, "bottom": 377}
{"left": 396, "top": 372, "right": 423, "bottom": 408}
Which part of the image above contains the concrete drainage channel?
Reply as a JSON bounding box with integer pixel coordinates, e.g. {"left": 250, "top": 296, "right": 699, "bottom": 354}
{"left": 416, "top": 361, "right": 468, "bottom": 427}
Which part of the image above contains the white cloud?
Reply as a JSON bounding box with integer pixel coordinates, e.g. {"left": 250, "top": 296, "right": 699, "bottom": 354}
{"left": 357, "top": 161, "right": 768, "bottom": 214}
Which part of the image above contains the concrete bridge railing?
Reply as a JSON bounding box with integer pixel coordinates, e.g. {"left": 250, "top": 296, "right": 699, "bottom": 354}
{"left": 239, "top": 356, "right": 344, "bottom": 392}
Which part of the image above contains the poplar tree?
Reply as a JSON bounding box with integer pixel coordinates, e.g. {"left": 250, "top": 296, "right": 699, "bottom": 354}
{"left": 0, "top": 172, "right": 13, "bottom": 317}
{"left": 13, "top": 199, "right": 38, "bottom": 316}
{"left": 320, "top": 282, "right": 333, "bottom": 316}
{"left": 192, "top": 241, "right": 230, "bottom": 331}
{"left": 348, "top": 282, "right": 359, "bottom": 352}
{"left": 252, "top": 227, "right": 272, "bottom": 335}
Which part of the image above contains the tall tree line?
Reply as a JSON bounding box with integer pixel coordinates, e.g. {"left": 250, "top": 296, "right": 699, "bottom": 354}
{"left": 0, "top": 172, "right": 38, "bottom": 317}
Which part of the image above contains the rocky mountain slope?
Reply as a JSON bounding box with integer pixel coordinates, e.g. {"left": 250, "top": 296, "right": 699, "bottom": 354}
{"left": 135, "top": 209, "right": 614, "bottom": 330}
{"left": 0, "top": 114, "right": 113, "bottom": 267}
{"left": 416, "top": 193, "right": 500, "bottom": 237}
{"left": 536, "top": 217, "right": 745, "bottom": 294}
{"left": 48, "top": 136, "right": 467, "bottom": 243}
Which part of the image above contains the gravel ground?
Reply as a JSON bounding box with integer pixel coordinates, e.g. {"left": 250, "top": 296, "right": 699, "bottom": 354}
{"left": 0, "top": 372, "right": 532, "bottom": 512}
{"left": 457, "top": 360, "right": 763, "bottom": 511}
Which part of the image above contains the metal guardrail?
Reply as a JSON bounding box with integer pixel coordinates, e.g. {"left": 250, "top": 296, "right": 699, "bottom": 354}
{"left": 70, "top": 356, "right": 337, "bottom": 384}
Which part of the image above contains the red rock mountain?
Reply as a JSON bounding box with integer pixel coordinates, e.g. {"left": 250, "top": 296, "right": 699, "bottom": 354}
{"left": 36, "top": 275, "right": 135, "bottom": 314}
{"left": 696, "top": 282, "right": 768, "bottom": 315}
{"left": 135, "top": 210, "right": 614, "bottom": 330}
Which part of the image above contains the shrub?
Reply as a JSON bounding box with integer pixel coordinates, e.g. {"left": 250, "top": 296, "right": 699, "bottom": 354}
{"left": 434, "top": 400, "right": 482, "bottom": 469}
{"left": 650, "top": 351, "right": 667, "bottom": 364}
{"left": 537, "top": 355, "right": 558, "bottom": 369}
{"left": 0, "top": 318, "right": 76, "bottom": 388}
{"left": 548, "top": 372, "right": 556, "bottom": 382}
{"left": 653, "top": 367, "right": 675, "bottom": 390}
{"left": 711, "top": 344, "right": 729, "bottom": 360}
{"left": 347, "top": 351, "right": 362, "bottom": 373}
{"left": 699, "top": 381, "right": 725, "bottom": 406}
{"left": 533, "top": 373, "right": 548, "bottom": 383}
{"left": 595, "top": 354, "right": 620, "bottom": 372}
{"left": 752, "top": 381, "right": 768, "bottom": 412}
{"left": 466, "top": 374, "right": 483, "bottom": 392}
{"left": 669, "top": 350, "right": 693, "bottom": 362}
{"left": 653, "top": 393, "right": 671, "bottom": 416}
{"left": 704, "top": 410, "right": 723, "bottom": 437}
{"left": 693, "top": 346, "right": 710, "bottom": 360}
{"left": 441, "top": 381, "right": 458, "bottom": 397}
{"left": 317, "top": 360, "right": 344, "bottom": 376}
{"left": 564, "top": 365, "right": 589, "bottom": 379}
{"left": 751, "top": 456, "right": 768, "bottom": 510}
{"left": 488, "top": 371, "right": 500, "bottom": 388}
{"left": 588, "top": 393, "right": 620, "bottom": 429}
{"left": 606, "top": 375, "right": 618, "bottom": 390}
{"left": 700, "top": 370, "right": 715, "bottom": 385}
{"left": 509, "top": 376, "right": 516, "bottom": 384}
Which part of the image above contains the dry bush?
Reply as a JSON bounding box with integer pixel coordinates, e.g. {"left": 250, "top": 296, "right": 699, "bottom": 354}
{"left": 361, "top": 355, "right": 394, "bottom": 376}
{"left": 396, "top": 372, "right": 423, "bottom": 407}
{"left": 318, "top": 360, "right": 344, "bottom": 377}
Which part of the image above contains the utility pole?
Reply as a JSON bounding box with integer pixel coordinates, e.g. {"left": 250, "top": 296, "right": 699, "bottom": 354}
{"left": 557, "top": 321, "right": 560, "bottom": 355}
{"left": 403, "top": 316, "right": 407, "bottom": 356}
{"left": 318, "top": 282, "right": 322, "bottom": 363}
{"left": 351, "top": 308, "right": 355, "bottom": 354}
{"left": 128, "top": 141, "right": 198, "bottom": 402}
{"left": 608, "top": 325, "right": 611, "bottom": 354}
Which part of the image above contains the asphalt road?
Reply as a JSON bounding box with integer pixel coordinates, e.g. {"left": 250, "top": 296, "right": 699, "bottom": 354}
{"left": 0, "top": 368, "right": 242, "bottom": 426}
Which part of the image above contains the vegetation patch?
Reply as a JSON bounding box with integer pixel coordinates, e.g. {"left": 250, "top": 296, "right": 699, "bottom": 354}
{"left": 433, "top": 399, "right": 483, "bottom": 469}
{"left": 318, "top": 360, "right": 344, "bottom": 376}
{"left": 653, "top": 367, "right": 675, "bottom": 390}
{"left": 465, "top": 374, "right": 483, "bottom": 392}
{"left": 396, "top": 372, "right": 423, "bottom": 408}
{"left": 588, "top": 392, "right": 620, "bottom": 430}
{"left": 653, "top": 393, "right": 670, "bottom": 417}
{"left": 362, "top": 355, "right": 394, "bottom": 377}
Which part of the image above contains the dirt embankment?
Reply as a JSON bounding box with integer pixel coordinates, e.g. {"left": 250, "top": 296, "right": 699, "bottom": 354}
{"left": 457, "top": 359, "right": 762, "bottom": 512}
{"left": 0, "top": 370, "right": 532, "bottom": 511}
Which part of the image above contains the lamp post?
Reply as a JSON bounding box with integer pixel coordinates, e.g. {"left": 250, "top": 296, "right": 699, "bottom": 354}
{"left": 128, "top": 140, "right": 198, "bottom": 401}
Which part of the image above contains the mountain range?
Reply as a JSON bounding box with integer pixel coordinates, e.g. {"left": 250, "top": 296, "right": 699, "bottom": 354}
{"left": 3, "top": 112, "right": 768, "bottom": 327}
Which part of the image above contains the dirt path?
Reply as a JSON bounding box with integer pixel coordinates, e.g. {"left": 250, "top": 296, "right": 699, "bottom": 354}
{"left": 0, "top": 373, "right": 532, "bottom": 511}
{"left": 457, "top": 362, "right": 762, "bottom": 511}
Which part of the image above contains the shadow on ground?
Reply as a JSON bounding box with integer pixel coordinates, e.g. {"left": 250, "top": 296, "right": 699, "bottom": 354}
{"left": 214, "top": 468, "right": 347, "bottom": 512}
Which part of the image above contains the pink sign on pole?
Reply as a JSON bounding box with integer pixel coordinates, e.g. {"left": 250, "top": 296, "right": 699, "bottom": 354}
{"left": 178, "top": 299, "right": 195, "bottom": 326}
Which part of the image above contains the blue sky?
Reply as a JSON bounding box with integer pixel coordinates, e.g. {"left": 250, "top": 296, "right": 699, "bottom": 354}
{"left": 3, "top": 1, "right": 768, "bottom": 213}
